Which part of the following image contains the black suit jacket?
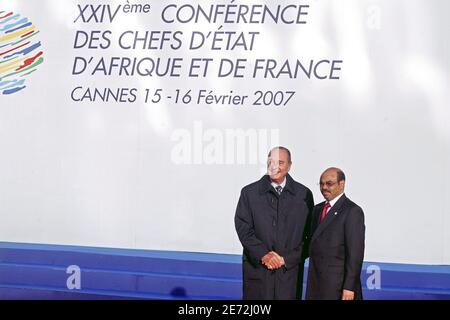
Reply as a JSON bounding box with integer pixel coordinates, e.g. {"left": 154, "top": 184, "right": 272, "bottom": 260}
{"left": 305, "top": 194, "right": 365, "bottom": 300}
{"left": 235, "top": 174, "right": 314, "bottom": 300}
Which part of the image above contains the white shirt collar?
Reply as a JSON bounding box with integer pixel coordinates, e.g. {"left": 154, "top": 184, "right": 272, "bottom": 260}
{"left": 271, "top": 177, "right": 287, "bottom": 190}
{"left": 328, "top": 192, "right": 344, "bottom": 208}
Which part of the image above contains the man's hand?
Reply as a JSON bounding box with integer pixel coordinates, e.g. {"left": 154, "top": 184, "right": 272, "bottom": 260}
{"left": 261, "top": 251, "right": 285, "bottom": 270}
{"left": 261, "top": 252, "right": 275, "bottom": 269}
{"left": 341, "top": 289, "right": 355, "bottom": 300}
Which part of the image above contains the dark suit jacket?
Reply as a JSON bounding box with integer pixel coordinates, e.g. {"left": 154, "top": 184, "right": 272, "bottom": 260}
{"left": 235, "top": 174, "right": 314, "bottom": 300}
{"left": 305, "top": 194, "right": 365, "bottom": 300}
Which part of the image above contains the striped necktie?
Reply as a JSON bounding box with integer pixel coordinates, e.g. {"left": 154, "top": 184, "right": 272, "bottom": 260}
{"left": 275, "top": 186, "right": 283, "bottom": 195}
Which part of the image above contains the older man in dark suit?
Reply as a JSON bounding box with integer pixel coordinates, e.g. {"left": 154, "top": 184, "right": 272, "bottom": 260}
{"left": 235, "top": 146, "right": 314, "bottom": 300}
{"left": 306, "top": 167, "right": 365, "bottom": 300}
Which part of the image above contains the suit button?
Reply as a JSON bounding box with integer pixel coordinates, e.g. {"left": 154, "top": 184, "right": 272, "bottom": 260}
{"left": 272, "top": 221, "right": 277, "bottom": 227}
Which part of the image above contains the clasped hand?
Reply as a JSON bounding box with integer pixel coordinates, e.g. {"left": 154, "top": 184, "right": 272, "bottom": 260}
{"left": 261, "top": 251, "right": 285, "bottom": 270}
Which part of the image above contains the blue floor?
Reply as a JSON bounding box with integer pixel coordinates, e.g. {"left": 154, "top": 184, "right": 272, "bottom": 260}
{"left": 1, "top": 242, "right": 449, "bottom": 300}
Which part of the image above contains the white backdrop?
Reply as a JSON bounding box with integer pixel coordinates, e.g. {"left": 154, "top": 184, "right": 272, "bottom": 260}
{"left": 0, "top": 0, "right": 449, "bottom": 264}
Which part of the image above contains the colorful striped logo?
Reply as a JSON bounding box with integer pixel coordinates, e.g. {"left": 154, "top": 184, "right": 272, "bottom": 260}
{"left": 0, "top": 11, "right": 44, "bottom": 95}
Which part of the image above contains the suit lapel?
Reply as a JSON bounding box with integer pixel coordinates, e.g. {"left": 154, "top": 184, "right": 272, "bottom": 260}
{"left": 311, "top": 194, "right": 347, "bottom": 243}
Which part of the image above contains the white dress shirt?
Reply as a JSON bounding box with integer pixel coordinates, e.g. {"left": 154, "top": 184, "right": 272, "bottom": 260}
{"left": 271, "top": 177, "right": 286, "bottom": 192}
{"left": 325, "top": 192, "right": 345, "bottom": 214}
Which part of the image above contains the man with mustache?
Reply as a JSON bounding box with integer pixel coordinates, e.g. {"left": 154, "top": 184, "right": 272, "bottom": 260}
{"left": 306, "top": 167, "right": 365, "bottom": 300}
{"left": 235, "top": 146, "right": 314, "bottom": 299}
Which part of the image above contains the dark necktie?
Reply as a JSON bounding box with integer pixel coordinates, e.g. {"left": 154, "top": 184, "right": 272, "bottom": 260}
{"left": 275, "top": 186, "right": 283, "bottom": 195}
{"left": 320, "top": 202, "right": 331, "bottom": 223}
